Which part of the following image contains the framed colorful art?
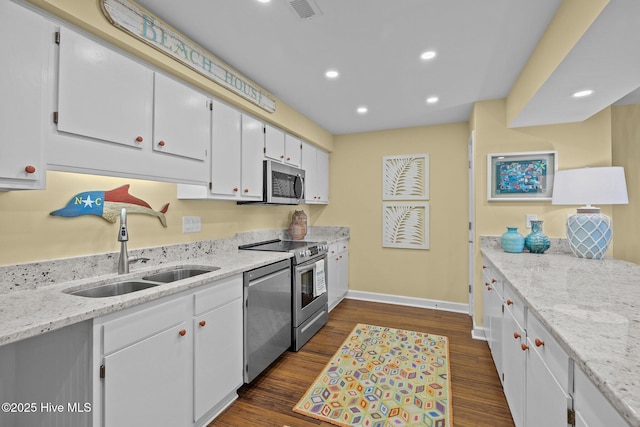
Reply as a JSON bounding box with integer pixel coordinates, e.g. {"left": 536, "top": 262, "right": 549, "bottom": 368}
{"left": 487, "top": 151, "right": 557, "bottom": 201}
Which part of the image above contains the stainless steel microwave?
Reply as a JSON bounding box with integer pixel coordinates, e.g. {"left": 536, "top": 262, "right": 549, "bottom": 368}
{"left": 239, "top": 160, "right": 305, "bottom": 205}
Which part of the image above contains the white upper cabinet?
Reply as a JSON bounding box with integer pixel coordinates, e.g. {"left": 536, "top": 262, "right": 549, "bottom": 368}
{"left": 209, "top": 99, "right": 242, "bottom": 198}
{"left": 178, "top": 100, "right": 263, "bottom": 201}
{"left": 264, "top": 124, "right": 301, "bottom": 167}
{"left": 0, "top": 1, "right": 53, "bottom": 190}
{"left": 240, "top": 114, "right": 266, "bottom": 199}
{"left": 56, "top": 27, "right": 153, "bottom": 149}
{"left": 50, "top": 26, "right": 208, "bottom": 185}
{"left": 153, "top": 73, "right": 209, "bottom": 161}
{"left": 301, "top": 141, "right": 329, "bottom": 204}
{"left": 284, "top": 134, "right": 302, "bottom": 167}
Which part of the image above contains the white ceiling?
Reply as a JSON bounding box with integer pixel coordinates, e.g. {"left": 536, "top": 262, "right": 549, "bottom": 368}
{"left": 134, "top": 0, "right": 640, "bottom": 135}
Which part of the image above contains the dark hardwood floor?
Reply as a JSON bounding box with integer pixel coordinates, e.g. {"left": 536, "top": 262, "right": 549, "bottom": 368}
{"left": 209, "top": 299, "right": 515, "bottom": 427}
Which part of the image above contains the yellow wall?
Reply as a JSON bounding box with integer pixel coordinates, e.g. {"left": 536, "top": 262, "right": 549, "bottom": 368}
{"left": 24, "top": 0, "right": 333, "bottom": 152}
{"left": 471, "top": 99, "right": 613, "bottom": 321}
{"left": 612, "top": 104, "right": 640, "bottom": 263}
{"left": 315, "top": 123, "right": 470, "bottom": 303}
{"left": 0, "top": 171, "right": 325, "bottom": 265}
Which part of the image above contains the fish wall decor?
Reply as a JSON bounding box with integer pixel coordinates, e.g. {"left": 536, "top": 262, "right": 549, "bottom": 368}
{"left": 50, "top": 185, "right": 169, "bottom": 227}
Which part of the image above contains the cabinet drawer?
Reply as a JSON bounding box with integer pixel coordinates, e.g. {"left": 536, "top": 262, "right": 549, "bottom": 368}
{"left": 328, "top": 242, "right": 339, "bottom": 257}
{"left": 194, "top": 274, "right": 242, "bottom": 315}
{"left": 482, "top": 263, "right": 503, "bottom": 297}
{"left": 526, "top": 311, "right": 570, "bottom": 392}
{"left": 503, "top": 283, "right": 525, "bottom": 328}
{"left": 103, "top": 297, "right": 190, "bottom": 355}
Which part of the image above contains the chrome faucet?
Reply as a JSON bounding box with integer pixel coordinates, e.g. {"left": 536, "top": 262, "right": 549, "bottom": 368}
{"left": 117, "top": 208, "right": 149, "bottom": 274}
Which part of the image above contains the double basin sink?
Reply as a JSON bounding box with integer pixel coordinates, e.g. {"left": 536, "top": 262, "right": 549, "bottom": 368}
{"left": 67, "top": 267, "right": 220, "bottom": 298}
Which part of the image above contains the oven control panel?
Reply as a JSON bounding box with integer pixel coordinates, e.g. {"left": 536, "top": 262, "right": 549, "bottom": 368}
{"left": 295, "top": 243, "right": 328, "bottom": 263}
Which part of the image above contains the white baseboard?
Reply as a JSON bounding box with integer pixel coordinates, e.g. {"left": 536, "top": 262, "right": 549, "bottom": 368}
{"left": 345, "top": 290, "right": 469, "bottom": 314}
{"left": 472, "top": 327, "right": 487, "bottom": 341}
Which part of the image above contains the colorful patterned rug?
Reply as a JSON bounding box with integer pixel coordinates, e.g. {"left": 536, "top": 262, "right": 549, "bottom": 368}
{"left": 293, "top": 324, "right": 451, "bottom": 427}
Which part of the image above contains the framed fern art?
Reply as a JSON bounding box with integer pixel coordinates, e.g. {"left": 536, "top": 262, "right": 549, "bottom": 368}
{"left": 382, "top": 202, "right": 429, "bottom": 249}
{"left": 382, "top": 154, "right": 429, "bottom": 200}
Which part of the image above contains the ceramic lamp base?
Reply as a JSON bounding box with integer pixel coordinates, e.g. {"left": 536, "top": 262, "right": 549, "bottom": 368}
{"left": 566, "top": 213, "right": 612, "bottom": 259}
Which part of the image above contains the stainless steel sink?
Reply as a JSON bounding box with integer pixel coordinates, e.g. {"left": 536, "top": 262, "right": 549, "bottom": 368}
{"left": 69, "top": 281, "right": 159, "bottom": 298}
{"left": 142, "top": 267, "right": 220, "bottom": 283}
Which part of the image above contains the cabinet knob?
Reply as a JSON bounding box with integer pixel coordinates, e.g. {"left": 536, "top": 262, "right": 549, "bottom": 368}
{"left": 484, "top": 282, "right": 489, "bottom": 287}
{"left": 178, "top": 329, "right": 187, "bottom": 336}
{"left": 135, "top": 136, "right": 143, "bottom": 142}
{"left": 506, "top": 299, "right": 513, "bottom": 306}
{"left": 24, "top": 165, "right": 36, "bottom": 174}
{"left": 521, "top": 343, "right": 529, "bottom": 351}
{"left": 287, "top": 157, "right": 291, "bottom": 161}
{"left": 158, "top": 140, "right": 166, "bottom": 147}
{"left": 199, "top": 320, "right": 206, "bottom": 327}
{"left": 233, "top": 188, "right": 239, "bottom": 192}
{"left": 487, "top": 286, "right": 492, "bottom": 291}
{"left": 535, "top": 338, "right": 545, "bottom": 347}
{"left": 244, "top": 188, "right": 249, "bottom": 193}
{"left": 513, "top": 332, "right": 521, "bottom": 339}
{"left": 280, "top": 155, "right": 284, "bottom": 159}
{"left": 491, "top": 278, "right": 497, "bottom": 283}
{"left": 482, "top": 265, "right": 487, "bottom": 269}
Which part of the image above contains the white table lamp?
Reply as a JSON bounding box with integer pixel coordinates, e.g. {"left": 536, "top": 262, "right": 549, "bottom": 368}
{"left": 551, "top": 167, "right": 628, "bottom": 259}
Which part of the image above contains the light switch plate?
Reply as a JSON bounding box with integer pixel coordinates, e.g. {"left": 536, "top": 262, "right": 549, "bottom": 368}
{"left": 182, "top": 216, "right": 201, "bottom": 233}
{"left": 525, "top": 214, "right": 537, "bottom": 229}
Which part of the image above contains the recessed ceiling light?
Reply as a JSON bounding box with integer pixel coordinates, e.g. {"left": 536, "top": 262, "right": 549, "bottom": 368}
{"left": 325, "top": 70, "right": 339, "bottom": 79}
{"left": 357, "top": 106, "right": 368, "bottom": 114}
{"left": 420, "top": 50, "right": 437, "bottom": 61}
{"left": 573, "top": 89, "right": 594, "bottom": 98}
{"left": 256, "top": 0, "right": 271, "bottom": 3}
{"left": 426, "top": 96, "right": 439, "bottom": 104}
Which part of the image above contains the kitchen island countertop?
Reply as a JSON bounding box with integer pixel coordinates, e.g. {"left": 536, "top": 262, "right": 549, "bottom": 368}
{"left": 481, "top": 246, "right": 640, "bottom": 427}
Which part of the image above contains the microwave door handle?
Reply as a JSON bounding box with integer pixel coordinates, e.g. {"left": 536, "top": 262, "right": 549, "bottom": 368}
{"left": 295, "top": 174, "right": 305, "bottom": 201}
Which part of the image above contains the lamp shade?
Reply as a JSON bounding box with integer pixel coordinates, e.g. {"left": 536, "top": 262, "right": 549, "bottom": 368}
{"left": 551, "top": 166, "right": 628, "bottom": 206}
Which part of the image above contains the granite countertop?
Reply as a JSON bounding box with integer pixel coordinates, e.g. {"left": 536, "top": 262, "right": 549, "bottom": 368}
{"left": 0, "top": 250, "right": 291, "bottom": 347}
{"left": 481, "top": 246, "right": 640, "bottom": 427}
{"left": 0, "top": 226, "right": 350, "bottom": 348}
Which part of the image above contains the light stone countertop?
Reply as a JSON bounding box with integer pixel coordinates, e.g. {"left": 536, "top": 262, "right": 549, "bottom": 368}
{"left": 0, "top": 226, "right": 349, "bottom": 348}
{"left": 481, "top": 246, "right": 640, "bottom": 427}
{"left": 0, "top": 250, "right": 291, "bottom": 347}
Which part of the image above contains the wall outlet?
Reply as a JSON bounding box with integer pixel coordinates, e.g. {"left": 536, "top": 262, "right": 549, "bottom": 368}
{"left": 182, "top": 216, "right": 201, "bottom": 233}
{"left": 525, "top": 214, "right": 537, "bottom": 228}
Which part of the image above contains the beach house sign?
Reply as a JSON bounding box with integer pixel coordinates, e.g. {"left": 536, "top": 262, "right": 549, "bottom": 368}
{"left": 101, "top": 0, "right": 276, "bottom": 113}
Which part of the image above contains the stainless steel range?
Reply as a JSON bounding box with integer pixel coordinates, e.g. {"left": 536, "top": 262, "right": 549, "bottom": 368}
{"left": 240, "top": 239, "right": 329, "bottom": 351}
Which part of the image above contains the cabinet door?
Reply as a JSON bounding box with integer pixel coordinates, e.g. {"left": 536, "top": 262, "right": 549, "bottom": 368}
{"left": 284, "top": 134, "right": 302, "bottom": 167}
{"left": 103, "top": 323, "right": 190, "bottom": 427}
{"left": 316, "top": 148, "right": 329, "bottom": 203}
{"left": 502, "top": 310, "right": 526, "bottom": 427}
{"left": 193, "top": 298, "right": 243, "bottom": 422}
{"left": 264, "top": 124, "right": 285, "bottom": 161}
{"left": 241, "top": 114, "right": 265, "bottom": 199}
{"left": 0, "top": 1, "right": 51, "bottom": 189}
{"left": 574, "top": 367, "right": 629, "bottom": 427}
{"left": 210, "top": 100, "right": 241, "bottom": 197}
{"left": 301, "top": 141, "right": 318, "bottom": 203}
{"left": 525, "top": 343, "right": 569, "bottom": 427}
{"left": 327, "top": 252, "right": 340, "bottom": 310}
{"left": 57, "top": 27, "right": 153, "bottom": 148}
{"left": 337, "top": 249, "right": 349, "bottom": 299}
{"left": 153, "top": 73, "right": 209, "bottom": 161}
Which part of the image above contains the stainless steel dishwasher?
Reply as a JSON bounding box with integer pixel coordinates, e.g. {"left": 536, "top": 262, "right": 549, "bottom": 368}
{"left": 243, "top": 259, "right": 292, "bottom": 383}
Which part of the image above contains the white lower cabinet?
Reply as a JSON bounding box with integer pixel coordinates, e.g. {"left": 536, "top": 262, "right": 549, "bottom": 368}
{"left": 574, "top": 367, "right": 629, "bottom": 427}
{"left": 327, "top": 240, "right": 349, "bottom": 310}
{"left": 94, "top": 274, "right": 243, "bottom": 427}
{"left": 481, "top": 257, "right": 630, "bottom": 427}
{"left": 193, "top": 278, "right": 243, "bottom": 425}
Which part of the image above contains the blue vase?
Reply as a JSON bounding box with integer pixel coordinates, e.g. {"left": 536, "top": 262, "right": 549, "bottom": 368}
{"left": 501, "top": 227, "right": 525, "bottom": 253}
{"left": 525, "top": 220, "right": 550, "bottom": 254}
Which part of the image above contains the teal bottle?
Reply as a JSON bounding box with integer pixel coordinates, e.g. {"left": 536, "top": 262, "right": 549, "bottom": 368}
{"left": 501, "top": 227, "right": 525, "bottom": 253}
{"left": 525, "top": 220, "right": 550, "bottom": 254}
